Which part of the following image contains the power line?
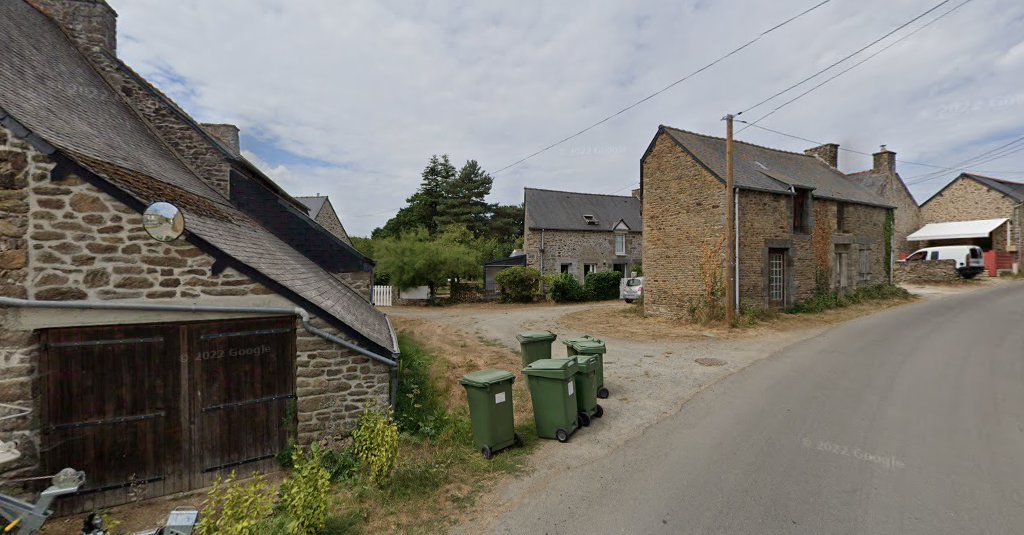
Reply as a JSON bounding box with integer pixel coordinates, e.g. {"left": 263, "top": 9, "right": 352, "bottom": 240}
{"left": 490, "top": 0, "right": 833, "bottom": 175}
{"left": 903, "top": 134, "right": 1024, "bottom": 185}
{"left": 737, "top": 0, "right": 966, "bottom": 132}
{"left": 738, "top": 121, "right": 1024, "bottom": 175}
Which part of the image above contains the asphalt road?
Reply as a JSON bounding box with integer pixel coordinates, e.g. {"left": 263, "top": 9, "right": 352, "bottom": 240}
{"left": 486, "top": 283, "right": 1024, "bottom": 534}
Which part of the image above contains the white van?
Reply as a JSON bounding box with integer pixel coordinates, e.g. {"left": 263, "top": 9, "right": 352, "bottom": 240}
{"left": 903, "top": 245, "right": 985, "bottom": 278}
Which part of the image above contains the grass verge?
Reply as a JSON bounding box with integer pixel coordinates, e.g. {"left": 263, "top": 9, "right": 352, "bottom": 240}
{"left": 785, "top": 284, "right": 914, "bottom": 314}
{"left": 328, "top": 334, "right": 538, "bottom": 534}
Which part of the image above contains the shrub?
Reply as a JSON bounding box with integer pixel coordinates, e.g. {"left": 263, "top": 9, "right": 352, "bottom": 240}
{"left": 584, "top": 271, "right": 622, "bottom": 301}
{"left": 495, "top": 266, "right": 540, "bottom": 303}
{"left": 787, "top": 284, "right": 913, "bottom": 314}
{"left": 279, "top": 445, "right": 331, "bottom": 535}
{"left": 395, "top": 335, "right": 450, "bottom": 438}
{"left": 352, "top": 404, "right": 400, "bottom": 486}
{"left": 549, "top": 273, "right": 586, "bottom": 303}
{"left": 196, "top": 472, "right": 275, "bottom": 535}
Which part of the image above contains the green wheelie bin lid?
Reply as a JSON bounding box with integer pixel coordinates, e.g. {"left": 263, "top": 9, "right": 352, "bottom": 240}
{"left": 574, "top": 354, "right": 597, "bottom": 372}
{"left": 561, "top": 334, "right": 599, "bottom": 346}
{"left": 522, "top": 358, "right": 578, "bottom": 379}
{"left": 459, "top": 369, "right": 516, "bottom": 388}
{"left": 516, "top": 331, "right": 557, "bottom": 343}
{"left": 570, "top": 339, "right": 606, "bottom": 355}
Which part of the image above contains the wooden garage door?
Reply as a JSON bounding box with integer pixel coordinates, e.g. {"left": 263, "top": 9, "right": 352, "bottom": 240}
{"left": 40, "top": 316, "right": 296, "bottom": 513}
{"left": 187, "top": 317, "right": 296, "bottom": 487}
{"left": 40, "top": 323, "right": 184, "bottom": 513}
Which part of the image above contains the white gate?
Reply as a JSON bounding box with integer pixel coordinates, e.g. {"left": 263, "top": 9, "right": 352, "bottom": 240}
{"left": 373, "top": 285, "right": 393, "bottom": 307}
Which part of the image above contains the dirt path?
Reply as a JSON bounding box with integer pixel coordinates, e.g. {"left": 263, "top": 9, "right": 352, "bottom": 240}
{"left": 385, "top": 282, "right": 1000, "bottom": 533}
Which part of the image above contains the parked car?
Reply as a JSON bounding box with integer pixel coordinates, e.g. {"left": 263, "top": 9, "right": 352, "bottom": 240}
{"left": 902, "top": 245, "right": 985, "bottom": 278}
{"left": 623, "top": 277, "right": 643, "bottom": 303}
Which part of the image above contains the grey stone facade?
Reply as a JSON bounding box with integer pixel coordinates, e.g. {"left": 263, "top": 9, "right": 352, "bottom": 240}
{"left": 524, "top": 227, "right": 642, "bottom": 279}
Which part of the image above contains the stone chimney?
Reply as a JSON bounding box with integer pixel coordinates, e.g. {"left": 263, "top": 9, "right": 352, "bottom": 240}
{"left": 201, "top": 123, "right": 241, "bottom": 156}
{"left": 804, "top": 143, "right": 839, "bottom": 168}
{"left": 873, "top": 145, "right": 896, "bottom": 175}
{"left": 631, "top": 188, "right": 642, "bottom": 201}
{"left": 29, "top": 0, "right": 118, "bottom": 54}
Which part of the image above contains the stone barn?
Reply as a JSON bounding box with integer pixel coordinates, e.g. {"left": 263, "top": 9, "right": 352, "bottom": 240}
{"left": 0, "top": 0, "right": 398, "bottom": 512}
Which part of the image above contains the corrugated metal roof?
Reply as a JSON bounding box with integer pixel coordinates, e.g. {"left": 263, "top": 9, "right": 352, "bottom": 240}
{"left": 525, "top": 188, "right": 642, "bottom": 231}
{"left": 660, "top": 126, "right": 893, "bottom": 208}
{"left": 907, "top": 218, "right": 1008, "bottom": 241}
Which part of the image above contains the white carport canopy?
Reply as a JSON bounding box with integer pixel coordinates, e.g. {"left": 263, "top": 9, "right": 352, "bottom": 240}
{"left": 907, "top": 218, "right": 1008, "bottom": 241}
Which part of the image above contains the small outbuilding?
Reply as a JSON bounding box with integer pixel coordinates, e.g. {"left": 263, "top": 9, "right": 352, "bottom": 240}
{"left": 483, "top": 251, "right": 527, "bottom": 295}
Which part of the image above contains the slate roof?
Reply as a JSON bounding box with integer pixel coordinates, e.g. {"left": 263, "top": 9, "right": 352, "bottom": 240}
{"left": 961, "top": 173, "right": 1024, "bottom": 202}
{"left": 524, "top": 188, "right": 642, "bottom": 231}
{"left": 0, "top": 0, "right": 395, "bottom": 353}
{"left": 296, "top": 196, "right": 328, "bottom": 218}
{"left": 483, "top": 254, "right": 527, "bottom": 267}
{"left": 657, "top": 126, "right": 893, "bottom": 208}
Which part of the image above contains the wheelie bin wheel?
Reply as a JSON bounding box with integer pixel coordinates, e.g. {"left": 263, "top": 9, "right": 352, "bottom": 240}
{"left": 555, "top": 429, "right": 569, "bottom": 443}
{"left": 481, "top": 446, "right": 493, "bottom": 459}
{"left": 579, "top": 412, "right": 591, "bottom": 427}
{"left": 594, "top": 404, "right": 604, "bottom": 418}
{"left": 597, "top": 386, "right": 610, "bottom": 399}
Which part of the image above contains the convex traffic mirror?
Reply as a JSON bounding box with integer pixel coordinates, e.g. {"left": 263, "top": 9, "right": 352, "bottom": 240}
{"left": 142, "top": 201, "right": 185, "bottom": 242}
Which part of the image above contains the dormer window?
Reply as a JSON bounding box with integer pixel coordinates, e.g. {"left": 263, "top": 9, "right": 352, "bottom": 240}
{"left": 583, "top": 214, "right": 599, "bottom": 225}
{"left": 792, "top": 188, "right": 811, "bottom": 234}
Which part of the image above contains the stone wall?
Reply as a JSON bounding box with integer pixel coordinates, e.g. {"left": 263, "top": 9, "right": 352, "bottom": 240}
{"left": 921, "top": 176, "right": 1019, "bottom": 252}
{"left": 295, "top": 318, "right": 391, "bottom": 444}
{"left": 523, "top": 227, "right": 641, "bottom": 278}
{"left": 0, "top": 124, "right": 391, "bottom": 482}
{"left": 641, "top": 131, "right": 725, "bottom": 318}
{"left": 894, "top": 259, "right": 960, "bottom": 284}
{"left": 642, "top": 129, "right": 890, "bottom": 317}
{"left": 313, "top": 199, "right": 353, "bottom": 246}
{"left": 337, "top": 271, "right": 372, "bottom": 302}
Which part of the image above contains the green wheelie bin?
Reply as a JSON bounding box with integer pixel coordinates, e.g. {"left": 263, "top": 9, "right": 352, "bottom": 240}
{"left": 562, "top": 334, "right": 598, "bottom": 358}
{"left": 459, "top": 369, "right": 523, "bottom": 459}
{"left": 516, "top": 331, "right": 557, "bottom": 367}
{"left": 573, "top": 354, "right": 604, "bottom": 426}
{"left": 569, "top": 339, "right": 609, "bottom": 399}
{"left": 522, "top": 358, "right": 580, "bottom": 442}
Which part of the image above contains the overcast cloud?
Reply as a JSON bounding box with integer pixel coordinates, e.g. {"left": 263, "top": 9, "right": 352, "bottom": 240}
{"left": 111, "top": 0, "right": 1024, "bottom": 236}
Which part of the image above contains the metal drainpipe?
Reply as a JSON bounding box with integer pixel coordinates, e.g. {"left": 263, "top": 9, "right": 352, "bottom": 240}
{"left": 734, "top": 189, "right": 740, "bottom": 309}
{"left": 0, "top": 297, "right": 400, "bottom": 405}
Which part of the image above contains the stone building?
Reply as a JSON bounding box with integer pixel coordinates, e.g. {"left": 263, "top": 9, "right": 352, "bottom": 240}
{"left": 919, "top": 173, "right": 1022, "bottom": 261}
{"left": 846, "top": 146, "right": 922, "bottom": 256}
{"left": 523, "top": 188, "right": 642, "bottom": 279}
{"left": 297, "top": 195, "right": 353, "bottom": 245}
{"left": 0, "top": 0, "right": 397, "bottom": 511}
{"left": 641, "top": 126, "right": 893, "bottom": 318}
{"left": 297, "top": 195, "right": 376, "bottom": 300}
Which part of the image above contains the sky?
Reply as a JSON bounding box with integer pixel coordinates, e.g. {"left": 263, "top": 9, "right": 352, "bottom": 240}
{"left": 111, "top": 0, "right": 1024, "bottom": 236}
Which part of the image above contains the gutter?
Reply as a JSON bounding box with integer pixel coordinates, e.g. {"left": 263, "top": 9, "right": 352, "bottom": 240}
{"left": 0, "top": 297, "right": 400, "bottom": 404}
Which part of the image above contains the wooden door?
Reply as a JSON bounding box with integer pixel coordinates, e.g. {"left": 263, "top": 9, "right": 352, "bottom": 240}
{"left": 186, "top": 317, "right": 296, "bottom": 487}
{"left": 40, "top": 323, "right": 184, "bottom": 513}
{"left": 40, "top": 316, "right": 296, "bottom": 513}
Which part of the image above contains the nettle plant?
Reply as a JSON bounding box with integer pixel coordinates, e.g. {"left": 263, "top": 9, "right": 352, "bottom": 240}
{"left": 352, "top": 404, "right": 399, "bottom": 486}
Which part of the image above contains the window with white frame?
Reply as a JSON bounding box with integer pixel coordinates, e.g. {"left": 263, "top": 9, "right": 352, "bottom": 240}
{"left": 615, "top": 234, "right": 626, "bottom": 256}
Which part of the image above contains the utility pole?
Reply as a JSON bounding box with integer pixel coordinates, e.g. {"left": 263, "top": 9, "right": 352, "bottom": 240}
{"left": 724, "top": 114, "right": 735, "bottom": 327}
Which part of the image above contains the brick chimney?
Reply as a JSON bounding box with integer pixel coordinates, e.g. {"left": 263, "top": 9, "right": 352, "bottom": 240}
{"left": 804, "top": 143, "right": 839, "bottom": 168}
{"left": 28, "top": 0, "right": 118, "bottom": 54}
{"left": 201, "top": 123, "right": 241, "bottom": 156}
{"left": 873, "top": 145, "right": 896, "bottom": 175}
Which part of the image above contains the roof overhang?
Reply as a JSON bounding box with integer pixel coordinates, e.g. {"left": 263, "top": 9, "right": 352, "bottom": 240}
{"left": 907, "top": 218, "right": 1008, "bottom": 241}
